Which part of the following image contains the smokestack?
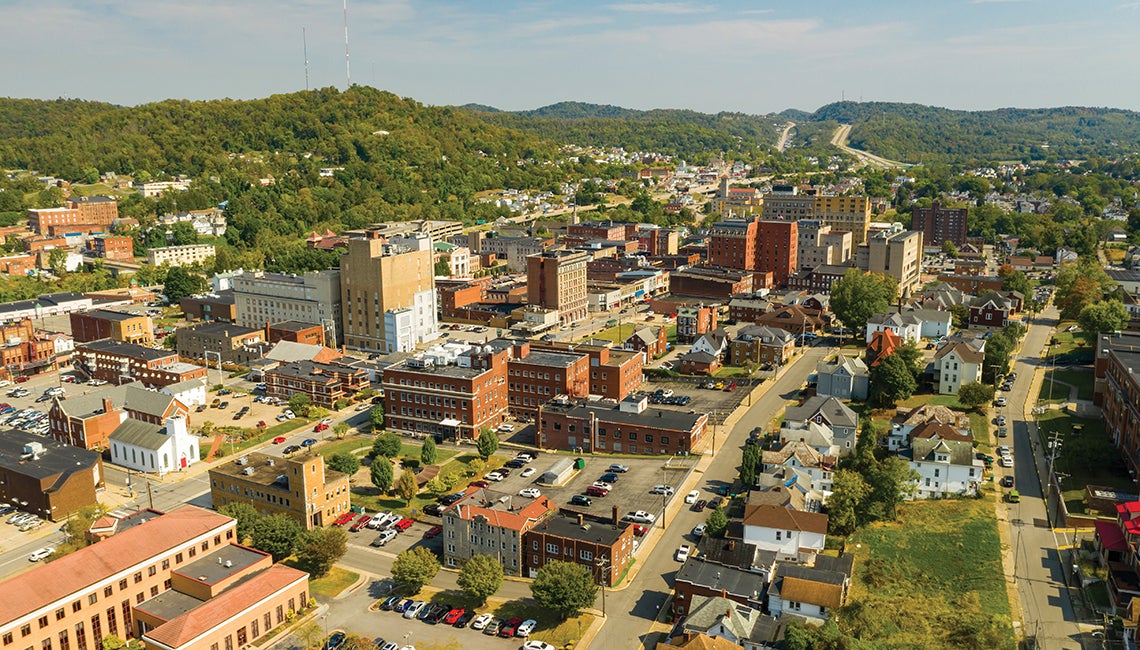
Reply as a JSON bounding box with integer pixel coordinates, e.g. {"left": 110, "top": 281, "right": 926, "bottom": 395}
{"left": 612, "top": 505, "right": 619, "bottom": 525}
{"left": 102, "top": 398, "right": 113, "bottom": 414}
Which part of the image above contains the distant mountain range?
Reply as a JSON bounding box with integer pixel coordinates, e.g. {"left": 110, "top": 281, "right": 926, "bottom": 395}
{"left": 461, "top": 100, "right": 1140, "bottom": 163}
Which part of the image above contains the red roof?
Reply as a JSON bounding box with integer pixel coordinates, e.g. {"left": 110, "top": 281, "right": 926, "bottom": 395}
{"left": 1097, "top": 520, "right": 1128, "bottom": 552}
{"left": 867, "top": 329, "right": 902, "bottom": 366}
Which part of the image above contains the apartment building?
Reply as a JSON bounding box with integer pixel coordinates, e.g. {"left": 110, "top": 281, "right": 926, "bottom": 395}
{"left": 911, "top": 201, "right": 968, "bottom": 248}
{"left": 669, "top": 267, "right": 753, "bottom": 300}
{"left": 180, "top": 290, "right": 236, "bottom": 323}
{"left": 441, "top": 485, "right": 556, "bottom": 574}
{"left": 677, "top": 305, "right": 718, "bottom": 343}
{"left": 340, "top": 232, "right": 438, "bottom": 353}
{"left": 0, "top": 318, "right": 64, "bottom": 379}
{"left": 209, "top": 451, "right": 352, "bottom": 530}
{"left": 815, "top": 194, "right": 871, "bottom": 245}
{"left": 70, "top": 309, "right": 154, "bottom": 346}
{"left": 74, "top": 339, "right": 208, "bottom": 388}
{"left": 233, "top": 270, "right": 342, "bottom": 345}
{"left": 530, "top": 340, "right": 644, "bottom": 401}
{"left": 757, "top": 219, "right": 798, "bottom": 288}
{"left": 796, "top": 220, "right": 852, "bottom": 270}
{"left": 855, "top": 229, "right": 924, "bottom": 297}
{"left": 708, "top": 217, "right": 759, "bottom": 270}
{"left": 538, "top": 395, "right": 708, "bottom": 455}
{"left": 522, "top": 513, "right": 635, "bottom": 586}
{"left": 527, "top": 249, "right": 589, "bottom": 326}
{"left": 762, "top": 185, "right": 816, "bottom": 222}
{"left": 49, "top": 384, "right": 191, "bottom": 451}
{"left": 479, "top": 236, "right": 551, "bottom": 272}
{"left": 0, "top": 431, "right": 103, "bottom": 521}
{"left": 27, "top": 196, "right": 119, "bottom": 235}
{"left": 506, "top": 341, "right": 589, "bottom": 419}
{"left": 146, "top": 244, "right": 216, "bottom": 268}
{"left": 263, "top": 360, "right": 368, "bottom": 409}
{"left": 730, "top": 325, "right": 796, "bottom": 367}
{"left": 381, "top": 343, "right": 509, "bottom": 441}
{"left": 266, "top": 320, "right": 326, "bottom": 347}
{"left": 176, "top": 322, "right": 267, "bottom": 365}
{"left": 87, "top": 235, "right": 135, "bottom": 262}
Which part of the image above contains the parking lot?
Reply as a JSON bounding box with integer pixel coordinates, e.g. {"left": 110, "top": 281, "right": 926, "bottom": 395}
{"left": 638, "top": 378, "right": 754, "bottom": 423}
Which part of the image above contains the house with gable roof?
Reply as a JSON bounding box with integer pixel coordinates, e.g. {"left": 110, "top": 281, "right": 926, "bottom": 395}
{"left": 761, "top": 440, "right": 836, "bottom": 497}
{"left": 741, "top": 503, "right": 828, "bottom": 563}
{"left": 692, "top": 328, "right": 729, "bottom": 358}
{"left": 934, "top": 338, "right": 985, "bottom": 395}
{"left": 782, "top": 395, "right": 858, "bottom": 456}
{"left": 815, "top": 355, "right": 869, "bottom": 400}
{"left": 678, "top": 595, "right": 785, "bottom": 649}
{"left": 1095, "top": 501, "right": 1140, "bottom": 609}
{"left": 730, "top": 325, "right": 795, "bottom": 367}
{"left": 865, "top": 311, "right": 922, "bottom": 344}
{"left": 886, "top": 404, "right": 971, "bottom": 451}
{"left": 969, "top": 291, "right": 1018, "bottom": 329}
{"left": 901, "top": 438, "right": 983, "bottom": 498}
{"left": 767, "top": 554, "right": 854, "bottom": 623}
{"left": 866, "top": 329, "right": 902, "bottom": 367}
{"left": 625, "top": 325, "right": 668, "bottom": 359}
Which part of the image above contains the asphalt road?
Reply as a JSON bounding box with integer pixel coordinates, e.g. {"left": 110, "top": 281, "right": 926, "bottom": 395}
{"left": 590, "top": 343, "right": 830, "bottom": 649}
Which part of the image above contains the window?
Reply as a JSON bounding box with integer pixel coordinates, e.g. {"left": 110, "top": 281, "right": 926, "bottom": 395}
{"left": 276, "top": 605, "right": 284, "bottom": 624}
{"left": 133, "top": 572, "right": 142, "bottom": 584}
{"left": 546, "top": 543, "right": 559, "bottom": 554}
{"left": 57, "top": 631, "right": 69, "bottom": 650}
{"left": 161, "top": 559, "right": 169, "bottom": 570}
{"left": 251, "top": 618, "right": 260, "bottom": 639}
{"left": 41, "top": 640, "right": 51, "bottom": 650}
{"left": 237, "top": 627, "right": 247, "bottom": 646}
{"left": 38, "top": 617, "right": 49, "bottom": 629}
{"left": 579, "top": 549, "right": 593, "bottom": 561}
{"left": 2, "top": 632, "right": 11, "bottom": 645}
{"left": 148, "top": 566, "right": 156, "bottom": 577}
{"left": 775, "top": 531, "right": 782, "bottom": 541}
{"left": 89, "top": 617, "right": 101, "bottom": 646}
{"left": 175, "top": 552, "right": 183, "bottom": 563}
{"left": 56, "top": 608, "right": 65, "bottom": 620}
{"left": 150, "top": 586, "right": 159, "bottom": 597}
{"left": 74, "top": 623, "right": 86, "bottom": 650}
{"left": 20, "top": 625, "right": 30, "bottom": 638}
{"left": 106, "top": 608, "right": 117, "bottom": 637}
{"left": 264, "top": 613, "right": 271, "bottom": 632}
{"left": 118, "top": 579, "right": 127, "bottom": 590}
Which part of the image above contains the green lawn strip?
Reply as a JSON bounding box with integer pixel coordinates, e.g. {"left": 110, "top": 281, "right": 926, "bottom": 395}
{"left": 1049, "top": 326, "right": 1093, "bottom": 362}
{"left": 898, "top": 393, "right": 965, "bottom": 410}
{"left": 1041, "top": 368, "right": 1095, "bottom": 401}
{"left": 215, "top": 417, "right": 316, "bottom": 455}
{"left": 1035, "top": 410, "right": 1132, "bottom": 514}
{"left": 301, "top": 565, "right": 359, "bottom": 598}
{"left": 317, "top": 437, "right": 457, "bottom": 465}
{"left": 489, "top": 600, "right": 594, "bottom": 647}
{"left": 844, "top": 499, "right": 1014, "bottom": 648}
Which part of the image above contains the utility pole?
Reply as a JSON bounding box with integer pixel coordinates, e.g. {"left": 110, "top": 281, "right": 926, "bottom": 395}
{"left": 146, "top": 480, "right": 154, "bottom": 510}
{"left": 595, "top": 556, "right": 609, "bottom": 617}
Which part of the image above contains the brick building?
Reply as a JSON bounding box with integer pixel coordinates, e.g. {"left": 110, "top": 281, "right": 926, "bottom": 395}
{"left": 708, "top": 217, "right": 759, "bottom": 270}
{"left": 530, "top": 341, "right": 644, "bottom": 402}
{"left": 209, "top": 451, "right": 352, "bottom": 529}
{"left": 87, "top": 234, "right": 135, "bottom": 262}
{"left": 0, "top": 318, "right": 63, "bottom": 379}
{"left": 677, "top": 305, "right": 719, "bottom": 343}
{"left": 506, "top": 342, "right": 589, "bottom": 419}
{"left": 176, "top": 321, "right": 267, "bottom": 365}
{"left": 27, "top": 196, "right": 119, "bottom": 235}
{"left": 757, "top": 219, "right": 798, "bottom": 288}
{"left": 49, "top": 384, "right": 191, "bottom": 451}
{"left": 437, "top": 277, "right": 491, "bottom": 320}
{"left": 263, "top": 360, "right": 368, "bottom": 409}
{"left": 0, "top": 430, "right": 104, "bottom": 521}
{"left": 441, "top": 485, "right": 556, "bottom": 574}
{"left": 70, "top": 309, "right": 155, "bottom": 346}
{"left": 730, "top": 325, "right": 797, "bottom": 367}
{"left": 911, "top": 201, "right": 968, "bottom": 248}
{"left": 528, "top": 249, "right": 589, "bottom": 326}
{"left": 180, "top": 290, "right": 236, "bottom": 323}
{"left": 74, "top": 339, "right": 208, "bottom": 388}
{"left": 537, "top": 395, "right": 708, "bottom": 455}
{"left": 625, "top": 326, "right": 668, "bottom": 360}
{"left": 266, "top": 320, "right": 326, "bottom": 347}
{"left": 522, "top": 513, "right": 635, "bottom": 586}
{"left": 669, "top": 267, "right": 753, "bottom": 300}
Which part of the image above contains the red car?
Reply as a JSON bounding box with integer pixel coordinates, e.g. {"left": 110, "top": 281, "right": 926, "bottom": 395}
{"left": 314, "top": 422, "right": 329, "bottom": 433}
{"left": 272, "top": 436, "right": 287, "bottom": 444}
{"left": 585, "top": 485, "right": 609, "bottom": 497}
{"left": 443, "top": 608, "right": 465, "bottom": 625}
{"left": 332, "top": 512, "right": 356, "bottom": 526}
{"left": 469, "top": 480, "right": 490, "bottom": 488}
{"left": 424, "top": 525, "right": 442, "bottom": 538}
{"left": 499, "top": 617, "right": 524, "bottom": 637}
{"left": 349, "top": 515, "right": 371, "bottom": 532}
{"left": 394, "top": 517, "right": 414, "bottom": 531}
{"left": 632, "top": 524, "right": 648, "bottom": 536}
{"left": 14, "top": 376, "right": 28, "bottom": 383}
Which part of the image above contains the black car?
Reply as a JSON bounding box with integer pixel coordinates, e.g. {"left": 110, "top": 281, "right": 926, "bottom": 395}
{"left": 599, "top": 473, "right": 619, "bottom": 484}
{"left": 439, "top": 493, "right": 464, "bottom": 506}
{"left": 427, "top": 604, "right": 451, "bottom": 624}
{"left": 570, "top": 495, "right": 592, "bottom": 507}
{"left": 423, "top": 504, "right": 445, "bottom": 517}
{"left": 322, "top": 633, "right": 346, "bottom": 650}
{"left": 503, "top": 460, "right": 525, "bottom": 469}
{"left": 1001, "top": 475, "right": 1015, "bottom": 488}
{"left": 283, "top": 444, "right": 301, "bottom": 454}
{"left": 218, "top": 401, "right": 230, "bottom": 409}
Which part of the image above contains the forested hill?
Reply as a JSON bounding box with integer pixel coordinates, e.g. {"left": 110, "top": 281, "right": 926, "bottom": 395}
{"left": 810, "top": 101, "right": 1140, "bottom": 163}
{"left": 461, "top": 102, "right": 783, "bottom": 159}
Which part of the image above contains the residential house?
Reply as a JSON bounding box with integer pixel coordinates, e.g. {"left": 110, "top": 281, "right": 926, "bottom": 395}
{"left": 625, "top": 326, "right": 668, "bottom": 360}
{"left": 49, "top": 385, "right": 191, "bottom": 451}
{"left": 677, "top": 596, "right": 785, "bottom": 650}
{"left": 755, "top": 304, "right": 826, "bottom": 336}
{"left": 730, "top": 325, "right": 795, "bottom": 367}
{"left": 677, "top": 305, "right": 719, "bottom": 342}
{"left": 672, "top": 555, "right": 767, "bottom": 617}
{"left": 740, "top": 503, "right": 828, "bottom": 563}
{"left": 864, "top": 311, "right": 921, "bottom": 344}
{"left": 160, "top": 377, "right": 208, "bottom": 407}
{"left": 441, "top": 485, "right": 556, "bottom": 575}
{"left": 886, "top": 404, "right": 972, "bottom": 451}
{"left": 778, "top": 420, "right": 841, "bottom": 458}
{"left": 782, "top": 396, "right": 859, "bottom": 456}
{"left": 1096, "top": 501, "right": 1140, "bottom": 609}
{"left": 767, "top": 554, "right": 854, "bottom": 623}
{"left": 866, "top": 329, "right": 903, "bottom": 367}
{"left": 901, "top": 438, "right": 984, "bottom": 499}
{"left": 969, "top": 291, "right": 1017, "bottom": 329}
{"left": 679, "top": 351, "right": 720, "bottom": 376}
{"left": 692, "top": 329, "right": 729, "bottom": 359}
{"left": 761, "top": 440, "right": 836, "bottom": 497}
{"left": 934, "top": 339, "right": 985, "bottom": 395}
{"left": 814, "top": 355, "right": 869, "bottom": 401}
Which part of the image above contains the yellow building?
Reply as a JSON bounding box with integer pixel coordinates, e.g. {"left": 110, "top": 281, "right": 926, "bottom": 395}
{"left": 814, "top": 195, "right": 871, "bottom": 245}
{"left": 340, "top": 231, "right": 438, "bottom": 352}
{"left": 209, "top": 451, "right": 351, "bottom": 530}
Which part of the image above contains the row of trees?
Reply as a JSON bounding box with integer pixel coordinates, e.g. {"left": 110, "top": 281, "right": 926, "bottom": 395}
{"left": 217, "top": 503, "right": 346, "bottom": 577}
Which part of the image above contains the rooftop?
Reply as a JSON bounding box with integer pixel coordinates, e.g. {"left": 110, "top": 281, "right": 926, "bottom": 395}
{"left": 132, "top": 589, "right": 205, "bottom": 623}
{"left": 86, "top": 309, "right": 145, "bottom": 322}
{"left": 675, "top": 556, "right": 766, "bottom": 602}
{"left": 541, "top": 397, "right": 706, "bottom": 433}
{"left": 77, "top": 338, "right": 176, "bottom": 361}
{"left": 449, "top": 485, "right": 555, "bottom": 531}
{"left": 514, "top": 350, "right": 584, "bottom": 369}
{"left": 174, "top": 544, "right": 269, "bottom": 586}
{"left": 527, "top": 513, "right": 628, "bottom": 547}
{"left": 741, "top": 503, "right": 828, "bottom": 535}
{"left": 0, "top": 428, "right": 102, "bottom": 480}
{"left": 181, "top": 321, "right": 262, "bottom": 337}
{"left": 210, "top": 451, "right": 344, "bottom": 491}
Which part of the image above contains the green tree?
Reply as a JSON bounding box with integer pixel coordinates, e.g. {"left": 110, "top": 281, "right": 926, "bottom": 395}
{"left": 421, "top": 437, "right": 438, "bottom": 465}
{"left": 218, "top": 502, "right": 260, "bottom": 542}
{"left": 295, "top": 621, "right": 325, "bottom": 650}
{"left": 706, "top": 507, "right": 728, "bottom": 538}
{"left": 391, "top": 546, "right": 440, "bottom": 593}
{"left": 864, "top": 456, "right": 918, "bottom": 521}
{"left": 868, "top": 352, "right": 917, "bottom": 406}
{"left": 170, "top": 221, "right": 200, "bottom": 246}
{"left": 100, "top": 636, "right": 142, "bottom": 650}
{"left": 825, "top": 469, "right": 870, "bottom": 536}
{"left": 530, "top": 560, "right": 598, "bottom": 621}
{"left": 287, "top": 393, "right": 312, "bottom": 417}
{"left": 396, "top": 469, "right": 418, "bottom": 503}
{"left": 162, "top": 265, "right": 208, "bottom": 302}
{"left": 740, "top": 442, "right": 761, "bottom": 486}
{"left": 293, "top": 526, "right": 347, "bottom": 578}
{"left": 941, "top": 240, "right": 958, "bottom": 257}
{"left": 48, "top": 248, "right": 67, "bottom": 276}
{"left": 250, "top": 513, "right": 302, "bottom": 561}
{"left": 957, "top": 382, "right": 995, "bottom": 411}
{"left": 372, "top": 432, "right": 402, "bottom": 458}
{"left": 457, "top": 553, "right": 504, "bottom": 604}
{"left": 369, "top": 404, "right": 385, "bottom": 431}
{"left": 1078, "top": 299, "right": 1129, "bottom": 339}
{"left": 1055, "top": 258, "right": 1115, "bottom": 319}
{"left": 894, "top": 341, "right": 924, "bottom": 380}
{"left": 829, "top": 269, "right": 897, "bottom": 335}
{"left": 370, "top": 458, "right": 394, "bottom": 493}
{"left": 476, "top": 427, "right": 499, "bottom": 460}
{"left": 327, "top": 452, "right": 360, "bottom": 476}
{"left": 1001, "top": 270, "right": 1032, "bottom": 297}
{"left": 333, "top": 422, "right": 350, "bottom": 439}
{"left": 983, "top": 334, "right": 1014, "bottom": 383}
{"left": 434, "top": 259, "right": 451, "bottom": 276}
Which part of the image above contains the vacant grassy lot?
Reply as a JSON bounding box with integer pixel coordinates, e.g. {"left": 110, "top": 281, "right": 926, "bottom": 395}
{"left": 1036, "top": 410, "right": 1133, "bottom": 514}
{"left": 1038, "top": 368, "right": 1095, "bottom": 402}
{"left": 317, "top": 437, "right": 458, "bottom": 466}
{"left": 843, "top": 498, "right": 1014, "bottom": 649}
{"left": 898, "top": 392, "right": 968, "bottom": 410}
{"left": 1048, "top": 326, "right": 1093, "bottom": 364}
{"left": 347, "top": 453, "right": 505, "bottom": 517}
{"left": 305, "top": 566, "right": 359, "bottom": 598}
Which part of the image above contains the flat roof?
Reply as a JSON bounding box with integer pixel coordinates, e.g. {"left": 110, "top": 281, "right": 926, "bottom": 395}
{"left": 174, "top": 544, "right": 268, "bottom": 586}
{"left": 528, "top": 513, "right": 627, "bottom": 547}
{"left": 133, "top": 589, "right": 205, "bottom": 623}
{"left": 0, "top": 428, "right": 101, "bottom": 480}
{"left": 78, "top": 338, "right": 176, "bottom": 361}
{"left": 541, "top": 398, "right": 704, "bottom": 432}
{"left": 515, "top": 350, "right": 583, "bottom": 368}
{"left": 182, "top": 321, "right": 261, "bottom": 337}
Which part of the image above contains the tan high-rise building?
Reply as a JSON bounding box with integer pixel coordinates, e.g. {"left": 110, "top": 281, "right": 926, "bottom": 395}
{"left": 527, "top": 249, "right": 588, "bottom": 325}
{"left": 815, "top": 194, "right": 872, "bottom": 245}
{"left": 856, "top": 229, "right": 924, "bottom": 297}
{"left": 340, "top": 231, "right": 438, "bottom": 352}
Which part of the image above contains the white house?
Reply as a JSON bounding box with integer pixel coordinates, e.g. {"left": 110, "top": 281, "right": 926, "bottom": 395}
{"left": 741, "top": 503, "right": 828, "bottom": 563}
{"left": 886, "top": 404, "right": 972, "bottom": 451}
{"left": 109, "top": 415, "right": 199, "bottom": 477}
{"left": 865, "top": 311, "right": 921, "bottom": 344}
{"left": 934, "top": 339, "right": 985, "bottom": 395}
{"left": 767, "top": 555, "right": 853, "bottom": 624}
{"left": 691, "top": 329, "right": 729, "bottom": 358}
{"left": 761, "top": 440, "right": 836, "bottom": 499}
{"left": 160, "top": 377, "right": 208, "bottom": 407}
{"left": 902, "top": 438, "right": 983, "bottom": 499}
{"left": 681, "top": 596, "right": 785, "bottom": 649}
{"left": 782, "top": 396, "right": 858, "bottom": 456}
{"left": 908, "top": 308, "right": 953, "bottom": 338}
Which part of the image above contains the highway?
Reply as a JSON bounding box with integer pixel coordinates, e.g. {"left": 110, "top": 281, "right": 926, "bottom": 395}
{"left": 829, "top": 123, "right": 909, "bottom": 169}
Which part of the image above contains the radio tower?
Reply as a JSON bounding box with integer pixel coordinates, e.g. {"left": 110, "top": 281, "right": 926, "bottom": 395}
{"left": 343, "top": 0, "right": 351, "bottom": 88}
{"left": 303, "top": 27, "right": 310, "bottom": 91}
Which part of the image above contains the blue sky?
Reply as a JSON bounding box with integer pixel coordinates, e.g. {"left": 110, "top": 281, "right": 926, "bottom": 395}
{"left": 3, "top": 0, "right": 1138, "bottom": 113}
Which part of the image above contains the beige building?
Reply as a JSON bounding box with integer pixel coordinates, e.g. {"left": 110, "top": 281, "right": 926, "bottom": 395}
{"left": 209, "top": 450, "right": 351, "bottom": 530}
{"left": 340, "top": 231, "right": 438, "bottom": 352}
{"left": 815, "top": 195, "right": 872, "bottom": 245}
{"left": 856, "top": 229, "right": 924, "bottom": 297}
{"left": 233, "top": 269, "right": 342, "bottom": 345}
{"left": 527, "top": 249, "right": 588, "bottom": 326}
{"left": 147, "top": 244, "right": 216, "bottom": 267}
{"left": 796, "top": 219, "right": 853, "bottom": 270}
{"left": 762, "top": 185, "right": 816, "bottom": 221}
{"left": 442, "top": 485, "right": 556, "bottom": 574}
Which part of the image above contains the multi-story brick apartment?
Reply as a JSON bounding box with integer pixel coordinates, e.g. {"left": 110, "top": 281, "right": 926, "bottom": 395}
{"left": 522, "top": 512, "right": 635, "bottom": 586}
{"left": 527, "top": 249, "right": 589, "bottom": 326}
{"left": 340, "top": 232, "right": 438, "bottom": 353}
{"left": 176, "top": 321, "right": 267, "bottom": 365}
{"left": 506, "top": 341, "right": 589, "bottom": 419}
{"left": 911, "top": 201, "right": 968, "bottom": 248}
{"left": 263, "top": 360, "right": 368, "bottom": 409}
{"left": 530, "top": 340, "right": 644, "bottom": 401}
{"left": 730, "top": 325, "right": 796, "bottom": 367}
{"left": 625, "top": 326, "right": 668, "bottom": 360}
{"left": 677, "top": 305, "right": 719, "bottom": 343}
{"left": 49, "top": 384, "right": 191, "bottom": 451}
{"left": 537, "top": 395, "right": 708, "bottom": 455}
{"left": 27, "top": 196, "right": 118, "bottom": 235}
{"left": 708, "top": 217, "right": 759, "bottom": 270}
{"left": 0, "top": 505, "right": 309, "bottom": 650}
{"left": 757, "top": 219, "right": 798, "bottom": 288}
{"left": 437, "top": 277, "right": 491, "bottom": 320}
{"left": 441, "top": 485, "right": 556, "bottom": 574}
{"left": 233, "top": 270, "right": 342, "bottom": 345}
{"left": 70, "top": 309, "right": 154, "bottom": 346}
{"left": 146, "top": 244, "right": 216, "bottom": 267}
{"left": 381, "top": 343, "right": 509, "bottom": 441}
{"left": 0, "top": 318, "right": 64, "bottom": 379}
{"left": 87, "top": 234, "right": 135, "bottom": 262}
{"left": 74, "top": 339, "right": 208, "bottom": 388}
{"left": 209, "top": 451, "right": 352, "bottom": 529}
{"left": 180, "top": 290, "right": 236, "bottom": 322}
{"left": 0, "top": 430, "right": 103, "bottom": 521}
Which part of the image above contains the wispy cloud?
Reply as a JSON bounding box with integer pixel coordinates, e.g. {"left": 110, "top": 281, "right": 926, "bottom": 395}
{"left": 740, "top": 8, "right": 774, "bottom": 15}
{"left": 970, "top": 0, "right": 1030, "bottom": 4}
{"left": 607, "top": 2, "right": 711, "bottom": 15}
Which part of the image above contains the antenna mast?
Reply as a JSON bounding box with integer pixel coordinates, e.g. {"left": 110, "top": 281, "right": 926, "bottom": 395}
{"left": 303, "top": 27, "right": 310, "bottom": 91}
{"left": 343, "top": 0, "right": 351, "bottom": 88}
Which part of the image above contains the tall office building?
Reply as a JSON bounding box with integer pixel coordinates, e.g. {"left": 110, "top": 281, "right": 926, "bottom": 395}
{"left": 815, "top": 195, "right": 872, "bottom": 245}
{"left": 757, "top": 220, "right": 798, "bottom": 288}
{"left": 856, "top": 229, "right": 924, "bottom": 297}
{"left": 527, "top": 250, "right": 588, "bottom": 326}
{"left": 708, "top": 217, "right": 759, "bottom": 270}
{"left": 340, "top": 232, "right": 438, "bottom": 353}
{"left": 911, "top": 201, "right": 968, "bottom": 248}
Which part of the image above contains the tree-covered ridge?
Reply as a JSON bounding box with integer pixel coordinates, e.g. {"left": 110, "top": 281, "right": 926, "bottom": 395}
{"left": 810, "top": 101, "right": 1140, "bottom": 163}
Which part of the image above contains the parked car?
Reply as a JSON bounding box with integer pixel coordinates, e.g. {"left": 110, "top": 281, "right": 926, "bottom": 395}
{"left": 649, "top": 485, "right": 675, "bottom": 496}
{"left": 394, "top": 599, "right": 414, "bottom": 613}
{"left": 403, "top": 601, "right": 426, "bottom": 619}
{"left": 443, "top": 608, "right": 465, "bottom": 625}
{"left": 516, "top": 620, "right": 537, "bottom": 637}
{"left": 322, "top": 632, "right": 346, "bottom": 650}
{"left": 522, "top": 642, "right": 556, "bottom": 650}
{"left": 520, "top": 467, "right": 536, "bottom": 478}
{"left": 631, "top": 524, "right": 648, "bottom": 536}
{"left": 497, "top": 423, "right": 515, "bottom": 432}
{"left": 692, "top": 523, "right": 707, "bottom": 537}
{"left": 272, "top": 436, "right": 287, "bottom": 444}
{"left": 624, "top": 511, "right": 656, "bottom": 524}
{"left": 349, "top": 515, "right": 371, "bottom": 532}
{"left": 599, "top": 472, "right": 619, "bottom": 484}
{"left": 283, "top": 444, "right": 301, "bottom": 454}
{"left": 684, "top": 490, "right": 700, "bottom": 504}
{"left": 301, "top": 438, "right": 318, "bottom": 448}
{"left": 482, "top": 617, "right": 503, "bottom": 636}
{"left": 499, "top": 617, "right": 525, "bottom": 637}
{"left": 994, "top": 397, "right": 1007, "bottom": 407}
{"left": 28, "top": 547, "right": 54, "bottom": 562}
{"left": 607, "top": 463, "right": 629, "bottom": 473}
{"left": 484, "top": 471, "right": 505, "bottom": 482}
{"left": 693, "top": 499, "right": 707, "bottom": 512}
{"left": 424, "top": 525, "right": 442, "bottom": 538}
{"left": 585, "top": 485, "right": 609, "bottom": 497}
{"left": 570, "top": 495, "right": 592, "bottom": 507}
{"left": 675, "top": 544, "right": 692, "bottom": 562}
{"left": 394, "top": 517, "right": 414, "bottom": 531}
{"left": 454, "top": 610, "right": 477, "bottom": 628}
{"left": 471, "top": 613, "right": 494, "bottom": 630}
{"left": 314, "top": 422, "right": 329, "bottom": 433}
{"left": 518, "top": 488, "right": 542, "bottom": 498}
{"left": 1001, "top": 475, "right": 1015, "bottom": 488}
{"left": 371, "top": 530, "right": 398, "bottom": 547}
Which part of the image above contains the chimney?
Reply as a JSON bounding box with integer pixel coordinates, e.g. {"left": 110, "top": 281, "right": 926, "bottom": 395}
{"left": 612, "top": 505, "right": 619, "bottom": 525}
{"left": 728, "top": 540, "right": 736, "bottom": 551}
{"left": 101, "top": 398, "right": 114, "bottom": 414}
{"left": 577, "top": 514, "right": 584, "bottom": 526}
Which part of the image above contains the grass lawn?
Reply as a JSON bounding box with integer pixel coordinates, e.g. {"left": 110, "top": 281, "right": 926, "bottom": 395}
{"left": 317, "top": 437, "right": 458, "bottom": 465}
{"left": 898, "top": 392, "right": 967, "bottom": 410}
{"left": 1039, "top": 368, "right": 1095, "bottom": 402}
{"left": 1049, "top": 326, "right": 1094, "bottom": 363}
{"left": 844, "top": 499, "right": 1014, "bottom": 649}
{"left": 490, "top": 600, "right": 595, "bottom": 647}
{"left": 347, "top": 453, "right": 506, "bottom": 517}
{"left": 712, "top": 366, "right": 752, "bottom": 379}
{"left": 1035, "top": 410, "right": 1133, "bottom": 514}
{"left": 305, "top": 566, "right": 359, "bottom": 598}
